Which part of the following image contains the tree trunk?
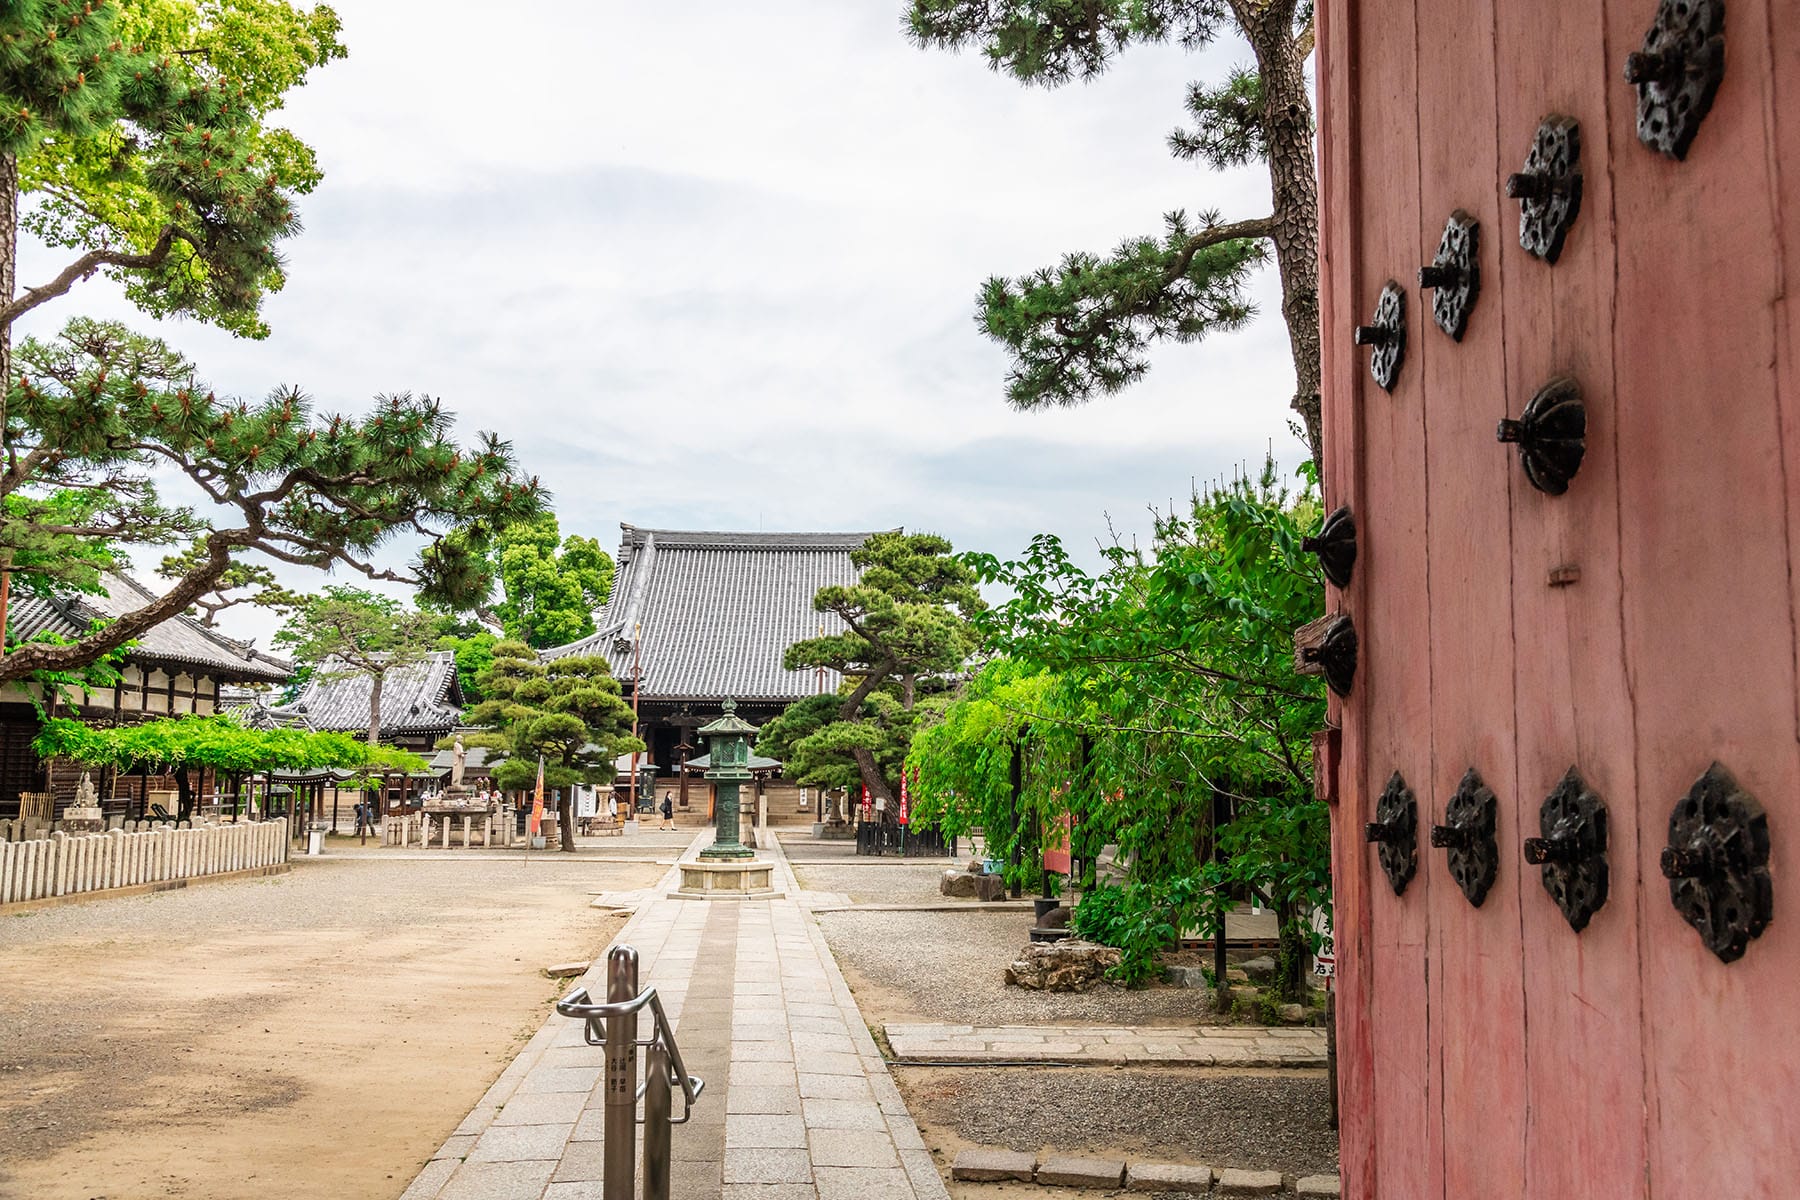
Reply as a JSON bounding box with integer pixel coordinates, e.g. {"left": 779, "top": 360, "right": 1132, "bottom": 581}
{"left": 850, "top": 746, "right": 894, "bottom": 806}
{"left": 1235, "top": 2, "right": 1322, "bottom": 464}
{"left": 1274, "top": 897, "right": 1311, "bottom": 1003}
{"left": 366, "top": 671, "right": 384, "bottom": 746}
{"left": 174, "top": 768, "right": 194, "bottom": 821}
{"left": 558, "top": 789, "right": 576, "bottom": 852}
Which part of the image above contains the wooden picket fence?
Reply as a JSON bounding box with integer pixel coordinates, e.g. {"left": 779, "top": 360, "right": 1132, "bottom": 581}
{"left": 0, "top": 819, "right": 289, "bottom": 906}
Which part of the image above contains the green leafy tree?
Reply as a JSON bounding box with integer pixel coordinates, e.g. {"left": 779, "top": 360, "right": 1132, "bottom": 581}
{"left": 274, "top": 585, "right": 437, "bottom": 746}
{"left": 767, "top": 532, "right": 980, "bottom": 807}
{"left": 906, "top": 1, "right": 1322, "bottom": 460}
{"left": 430, "top": 615, "right": 497, "bottom": 704}
{"left": 911, "top": 461, "right": 1328, "bottom": 997}
{"left": 482, "top": 515, "right": 613, "bottom": 648}
{"left": 0, "top": 319, "right": 544, "bottom": 683}
{"left": 458, "top": 639, "right": 640, "bottom": 852}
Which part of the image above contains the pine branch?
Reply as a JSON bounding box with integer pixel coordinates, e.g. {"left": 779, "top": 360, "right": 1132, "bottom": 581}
{"left": 0, "top": 225, "right": 201, "bottom": 329}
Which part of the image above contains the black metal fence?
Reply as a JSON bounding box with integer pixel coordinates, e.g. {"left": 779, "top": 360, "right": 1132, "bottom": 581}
{"left": 854, "top": 821, "right": 957, "bottom": 857}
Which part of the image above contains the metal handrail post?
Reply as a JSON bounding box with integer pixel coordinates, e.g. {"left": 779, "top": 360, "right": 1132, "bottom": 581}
{"left": 643, "top": 1031, "right": 672, "bottom": 1200}
{"left": 603, "top": 946, "right": 639, "bottom": 1200}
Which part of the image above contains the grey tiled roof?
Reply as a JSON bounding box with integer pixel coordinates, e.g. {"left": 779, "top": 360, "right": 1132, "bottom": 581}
{"left": 541, "top": 524, "right": 892, "bottom": 701}
{"left": 268, "top": 650, "right": 464, "bottom": 737}
{"left": 9, "top": 572, "right": 292, "bottom": 683}
{"left": 220, "top": 686, "right": 314, "bottom": 731}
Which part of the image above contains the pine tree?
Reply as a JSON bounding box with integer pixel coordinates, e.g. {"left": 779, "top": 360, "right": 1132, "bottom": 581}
{"left": 0, "top": 321, "right": 543, "bottom": 683}
{"left": 459, "top": 640, "right": 641, "bottom": 852}
{"left": 764, "top": 533, "right": 981, "bottom": 806}
{"left": 907, "top": 0, "right": 1322, "bottom": 461}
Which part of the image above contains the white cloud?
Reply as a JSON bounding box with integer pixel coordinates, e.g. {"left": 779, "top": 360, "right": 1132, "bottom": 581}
{"left": 13, "top": 0, "right": 1308, "bottom": 649}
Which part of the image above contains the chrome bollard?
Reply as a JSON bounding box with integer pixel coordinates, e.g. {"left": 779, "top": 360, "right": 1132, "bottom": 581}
{"left": 603, "top": 945, "right": 639, "bottom": 1200}
{"left": 643, "top": 1031, "right": 672, "bottom": 1200}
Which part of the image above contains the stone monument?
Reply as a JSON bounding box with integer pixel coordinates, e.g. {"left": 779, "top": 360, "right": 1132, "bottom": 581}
{"left": 673, "top": 699, "right": 780, "bottom": 899}
{"left": 422, "top": 732, "right": 492, "bottom": 846}
{"left": 61, "top": 771, "right": 105, "bottom": 834}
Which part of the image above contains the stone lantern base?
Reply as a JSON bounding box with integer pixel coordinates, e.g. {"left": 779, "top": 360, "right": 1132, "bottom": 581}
{"left": 671, "top": 857, "right": 783, "bottom": 901}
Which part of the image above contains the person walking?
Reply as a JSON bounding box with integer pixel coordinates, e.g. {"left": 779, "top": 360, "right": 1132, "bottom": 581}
{"left": 659, "top": 792, "right": 675, "bottom": 831}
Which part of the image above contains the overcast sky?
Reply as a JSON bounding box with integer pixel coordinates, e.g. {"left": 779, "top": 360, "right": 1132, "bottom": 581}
{"left": 18, "top": 1, "right": 1307, "bottom": 649}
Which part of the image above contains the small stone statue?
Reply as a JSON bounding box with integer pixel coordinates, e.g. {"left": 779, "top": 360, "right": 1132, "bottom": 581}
{"left": 75, "top": 771, "right": 98, "bottom": 808}
{"left": 450, "top": 734, "right": 467, "bottom": 790}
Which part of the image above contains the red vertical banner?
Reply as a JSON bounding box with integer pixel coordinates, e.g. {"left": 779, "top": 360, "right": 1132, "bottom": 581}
{"left": 898, "top": 767, "right": 911, "bottom": 826}
{"left": 860, "top": 785, "right": 872, "bottom": 823}
{"left": 529, "top": 755, "right": 545, "bottom": 835}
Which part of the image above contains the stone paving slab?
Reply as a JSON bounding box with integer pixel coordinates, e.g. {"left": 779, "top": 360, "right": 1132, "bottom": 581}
{"left": 884, "top": 1022, "right": 1327, "bottom": 1067}
{"left": 402, "top": 832, "right": 950, "bottom": 1200}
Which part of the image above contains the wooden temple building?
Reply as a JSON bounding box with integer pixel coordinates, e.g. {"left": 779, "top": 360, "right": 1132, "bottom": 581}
{"left": 265, "top": 650, "right": 462, "bottom": 810}
{"left": 0, "top": 573, "right": 292, "bottom": 819}
{"left": 541, "top": 525, "right": 885, "bottom": 811}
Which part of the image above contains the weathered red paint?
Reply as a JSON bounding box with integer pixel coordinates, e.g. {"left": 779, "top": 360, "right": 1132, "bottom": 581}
{"left": 1318, "top": 1, "right": 1800, "bottom": 1195}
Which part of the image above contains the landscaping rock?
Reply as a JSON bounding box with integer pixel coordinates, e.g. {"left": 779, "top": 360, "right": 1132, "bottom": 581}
{"left": 967, "top": 857, "right": 987, "bottom": 875}
{"left": 1226, "top": 967, "right": 1250, "bottom": 984}
{"left": 543, "top": 961, "right": 590, "bottom": 979}
{"left": 1126, "top": 1162, "right": 1214, "bottom": 1192}
{"left": 1004, "top": 939, "right": 1122, "bottom": 991}
{"left": 1036, "top": 1155, "right": 1126, "bottom": 1188}
{"left": 1163, "top": 965, "right": 1209, "bottom": 989}
{"left": 941, "top": 870, "right": 978, "bottom": 898}
{"left": 1035, "top": 904, "right": 1071, "bottom": 929}
{"left": 973, "top": 874, "right": 1008, "bottom": 902}
{"left": 1216, "top": 1167, "right": 1285, "bottom": 1196}
{"left": 1296, "top": 1174, "right": 1342, "bottom": 1197}
{"left": 1278, "top": 1003, "right": 1309, "bottom": 1024}
{"left": 950, "top": 1148, "right": 1036, "bottom": 1182}
{"left": 1239, "top": 955, "right": 1277, "bottom": 984}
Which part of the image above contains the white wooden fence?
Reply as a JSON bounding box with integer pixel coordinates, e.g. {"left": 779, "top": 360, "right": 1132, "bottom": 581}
{"left": 0, "top": 819, "right": 289, "bottom": 906}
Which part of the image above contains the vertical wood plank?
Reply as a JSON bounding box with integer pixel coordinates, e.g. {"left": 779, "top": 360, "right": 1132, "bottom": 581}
{"left": 1600, "top": 0, "right": 1800, "bottom": 1192}
{"left": 1412, "top": 3, "right": 1530, "bottom": 1196}
{"left": 1316, "top": 1, "right": 1376, "bottom": 1194}
{"left": 1345, "top": 0, "right": 1437, "bottom": 1191}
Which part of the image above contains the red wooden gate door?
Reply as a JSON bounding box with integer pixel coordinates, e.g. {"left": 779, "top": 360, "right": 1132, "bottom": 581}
{"left": 1316, "top": 1, "right": 1799, "bottom": 1196}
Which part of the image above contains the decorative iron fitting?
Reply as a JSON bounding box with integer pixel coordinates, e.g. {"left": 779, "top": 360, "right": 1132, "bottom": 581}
{"left": 1627, "top": 0, "right": 1725, "bottom": 160}
{"left": 1366, "top": 771, "right": 1419, "bottom": 896}
{"left": 1300, "top": 613, "right": 1358, "bottom": 698}
{"left": 1419, "top": 210, "right": 1480, "bottom": 342}
{"left": 1431, "top": 768, "right": 1499, "bottom": 908}
{"left": 1661, "top": 762, "right": 1772, "bottom": 963}
{"left": 1353, "top": 281, "right": 1406, "bottom": 392}
{"left": 1524, "top": 768, "right": 1610, "bottom": 932}
{"left": 1498, "top": 376, "right": 1586, "bottom": 496}
{"left": 1302, "top": 506, "right": 1357, "bottom": 590}
{"left": 1507, "top": 116, "right": 1583, "bottom": 264}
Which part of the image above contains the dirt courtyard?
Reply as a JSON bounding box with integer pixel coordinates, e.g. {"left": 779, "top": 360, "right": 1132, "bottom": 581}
{"left": 0, "top": 847, "right": 668, "bottom": 1200}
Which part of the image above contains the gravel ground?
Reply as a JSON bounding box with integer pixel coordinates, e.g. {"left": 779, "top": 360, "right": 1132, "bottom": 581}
{"left": 817, "top": 907, "right": 1218, "bottom": 1026}
{"left": 792, "top": 860, "right": 966, "bottom": 905}
{"left": 897, "top": 1065, "right": 1337, "bottom": 1178}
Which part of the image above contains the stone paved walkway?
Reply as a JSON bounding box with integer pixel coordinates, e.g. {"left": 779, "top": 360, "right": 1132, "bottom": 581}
{"left": 884, "top": 1022, "right": 1327, "bottom": 1067}
{"left": 401, "top": 833, "right": 948, "bottom": 1200}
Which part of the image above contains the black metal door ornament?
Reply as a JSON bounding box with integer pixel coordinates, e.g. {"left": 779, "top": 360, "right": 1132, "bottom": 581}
{"left": 1626, "top": 0, "right": 1725, "bottom": 161}
{"left": 1431, "top": 768, "right": 1499, "bottom": 908}
{"left": 1506, "top": 116, "right": 1583, "bottom": 264}
{"left": 1301, "top": 613, "right": 1357, "bottom": 698}
{"left": 1661, "top": 762, "right": 1772, "bottom": 963}
{"left": 1523, "top": 768, "right": 1609, "bottom": 932}
{"left": 1419, "top": 210, "right": 1480, "bottom": 342}
{"left": 1498, "top": 376, "right": 1586, "bottom": 496}
{"left": 1366, "top": 772, "right": 1419, "bottom": 896}
{"left": 1302, "top": 506, "right": 1357, "bottom": 589}
{"left": 1353, "top": 281, "right": 1405, "bottom": 392}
